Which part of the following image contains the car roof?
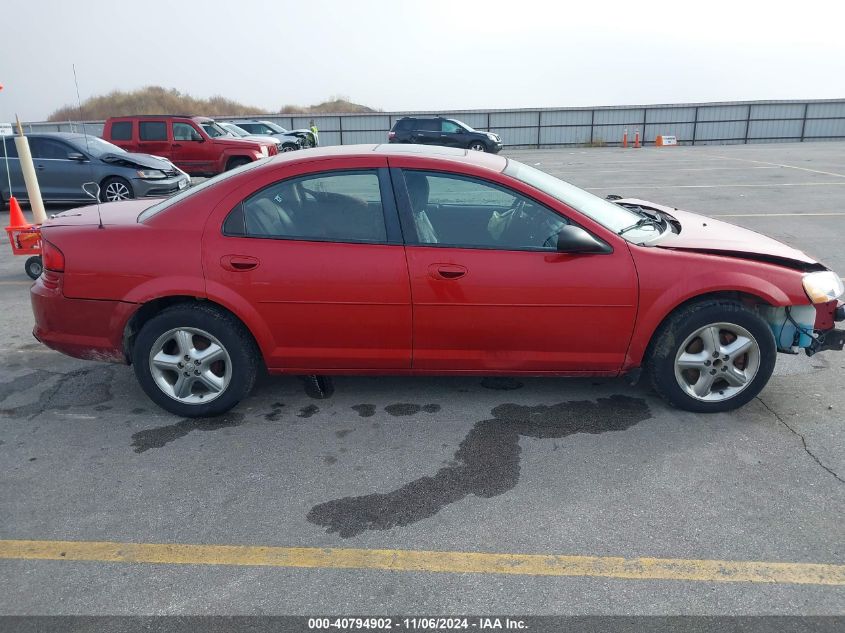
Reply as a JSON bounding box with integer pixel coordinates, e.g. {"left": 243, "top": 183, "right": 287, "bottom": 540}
{"left": 266, "top": 143, "right": 507, "bottom": 173}
{"left": 15, "top": 132, "right": 88, "bottom": 141}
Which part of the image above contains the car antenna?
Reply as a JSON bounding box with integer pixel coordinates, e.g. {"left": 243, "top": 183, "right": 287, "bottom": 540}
{"left": 73, "top": 64, "right": 103, "bottom": 229}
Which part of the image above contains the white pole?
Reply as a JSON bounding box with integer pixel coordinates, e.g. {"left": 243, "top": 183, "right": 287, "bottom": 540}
{"left": 14, "top": 116, "right": 47, "bottom": 225}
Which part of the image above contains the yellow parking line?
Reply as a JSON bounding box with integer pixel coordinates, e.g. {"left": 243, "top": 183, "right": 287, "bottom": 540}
{"left": 1, "top": 539, "right": 843, "bottom": 586}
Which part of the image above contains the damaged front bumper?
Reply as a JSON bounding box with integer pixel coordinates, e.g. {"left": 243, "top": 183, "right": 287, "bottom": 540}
{"left": 760, "top": 299, "right": 845, "bottom": 356}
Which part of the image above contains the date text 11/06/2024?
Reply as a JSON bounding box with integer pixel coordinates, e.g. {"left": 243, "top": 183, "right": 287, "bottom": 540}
{"left": 307, "top": 617, "right": 527, "bottom": 630}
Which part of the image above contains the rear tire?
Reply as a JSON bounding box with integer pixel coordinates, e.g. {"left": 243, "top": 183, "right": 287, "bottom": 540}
{"left": 226, "top": 157, "right": 251, "bottom": 171}
{"left": 132, "top": 304, "right": 259, "bottom": 417}
{"left": 100, "top": 177, "right": 134, "bottom": 202}
{"left": 25, "top": 256, "right": 43, "bottom": 280}
{"left": 647, "top": 300, "right": 776, "bottom": 413}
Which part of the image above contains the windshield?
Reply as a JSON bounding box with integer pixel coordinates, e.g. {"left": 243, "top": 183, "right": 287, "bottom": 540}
{"left": 200, "top": 122, "right": 228, "bottom": 138}
{"left": 138, "top": 157, "right": 271, "bottom": 222}
{"left": 221, "top": 123, "right": 248, "bottom": 137}
{"left": 262, "top": 121, "right": 288, "bottom": 134}
{"left": 71, "top": 136, "right": 126, "bottom": 156}
{"left": 503, "top": 159, "right": 664, "bottom": 243}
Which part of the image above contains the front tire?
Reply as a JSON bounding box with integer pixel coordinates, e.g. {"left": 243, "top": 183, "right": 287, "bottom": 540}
{"left": 132, "top": 304, "right": 259, "bottom": 417}
{"left": 647, "top": 300, "right": 776, "bottom": 413}
{"left": 468, "top": 141, "right": 487, "bottom": 152}
{"left": 100, "top": 177, "right": 134, "bottom": 202}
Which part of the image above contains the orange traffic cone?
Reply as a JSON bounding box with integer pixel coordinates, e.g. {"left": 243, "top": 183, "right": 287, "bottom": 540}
{"left": 6, "top": 196, "right": 31, "bottom": 230}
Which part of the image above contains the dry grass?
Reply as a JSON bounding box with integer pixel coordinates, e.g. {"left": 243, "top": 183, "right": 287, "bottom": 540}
{"left": 48, "top": 87, "right": 379, "bottom": 121}
{"left": 280, "top": 94, "right": 378, "bottom": 114}
{"left": 47, "top": 86, "right": 270, "bottom": 121}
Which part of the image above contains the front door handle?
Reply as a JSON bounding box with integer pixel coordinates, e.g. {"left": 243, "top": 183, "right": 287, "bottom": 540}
{"left": 220, "top": 255, "right": 259, "bottom": 272}
{"left": 36, "top": 164, "right": 46, "bottom": 171}
{"left": 429, "top": 263, "right": 467, "bottom": 280}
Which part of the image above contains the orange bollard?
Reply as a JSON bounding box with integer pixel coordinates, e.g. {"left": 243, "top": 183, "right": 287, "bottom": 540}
{"left": 634, "top": 130, "right": 641, "bottom": 148}
{"left": 622, "top": 129, "right": 628, "bottom": 148}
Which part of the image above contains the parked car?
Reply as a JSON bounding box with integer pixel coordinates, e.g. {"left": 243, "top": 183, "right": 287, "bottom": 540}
{"left": 389, "top": 116, "right": 503, "bottom": 153}
{"left": 1, "top": 132, "right": 189, "bottom": 205}
{"left": 102, "top": 115, "right": 276, "bottom": 177}
{"left": 31, "top": 144, "right": 844, "bottom": 417}
{"left": 219, "top": 122, "right": 300, "bottom": 152}
{"left": 226, "top": 119, "right": 315, "bottom": 148}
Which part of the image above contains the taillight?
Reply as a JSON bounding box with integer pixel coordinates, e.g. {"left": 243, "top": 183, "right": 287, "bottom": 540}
{"left": 42, "top": 238, "right": 65, "bottom": 272}
{"left": 388, "top": 131, "right": 396, "bottom": 140}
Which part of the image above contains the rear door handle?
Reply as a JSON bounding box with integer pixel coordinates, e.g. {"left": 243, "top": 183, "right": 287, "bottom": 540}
{"left": 220, "top": 255, "right": 259, "bottom": 272}
{"left": 429, "top": 263, "right": 467, "bottom": 280}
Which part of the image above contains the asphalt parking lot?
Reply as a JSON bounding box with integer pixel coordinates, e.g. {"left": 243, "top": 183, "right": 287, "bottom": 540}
{"left": 1, "top": 142, "right": 843, "bottom": 616}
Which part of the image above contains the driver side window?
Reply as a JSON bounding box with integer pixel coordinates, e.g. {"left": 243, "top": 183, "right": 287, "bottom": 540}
{"left": 402, "top": 170, "right": 568, "bottom": 251}
{"left": 173, "top": 123, "right": 201, "bottom": 141}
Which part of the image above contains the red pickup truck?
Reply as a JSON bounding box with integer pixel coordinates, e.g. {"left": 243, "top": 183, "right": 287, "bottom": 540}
{"left": 102, "top": 115, "right": 276, "bottom": 177}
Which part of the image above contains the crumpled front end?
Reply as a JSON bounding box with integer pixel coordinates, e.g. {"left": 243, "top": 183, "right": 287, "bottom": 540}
{"left": 758, "top": 270, "right": 845, "bottom": 356}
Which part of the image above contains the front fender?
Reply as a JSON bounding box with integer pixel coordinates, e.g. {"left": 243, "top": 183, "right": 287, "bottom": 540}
{"left": 625, "top": 247, "right": 809, "bottom": 367}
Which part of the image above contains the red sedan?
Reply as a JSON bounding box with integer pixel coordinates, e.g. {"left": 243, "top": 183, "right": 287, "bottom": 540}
{"left": 30, "top": 145, "right": 845, "bottom": 417}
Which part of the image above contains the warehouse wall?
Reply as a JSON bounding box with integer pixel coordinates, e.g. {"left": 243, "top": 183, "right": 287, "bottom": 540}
{"left": 20, "top": 98, "right": 845, "bottom": 148}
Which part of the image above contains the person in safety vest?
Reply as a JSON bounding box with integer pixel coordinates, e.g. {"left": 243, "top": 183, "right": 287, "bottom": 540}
{"left": 309, "top": 119, "right": 319, "bottom": 147}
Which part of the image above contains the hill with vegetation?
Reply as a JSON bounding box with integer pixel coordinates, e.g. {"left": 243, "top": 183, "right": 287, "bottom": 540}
{"left": 47, "top": 86, "right": 378, "bottom": 121}
{"left": 47, "top": 86, "right": 269, "bottom": 121}
{"left": 280, "top": 96, "right": 378, "bottom": 114}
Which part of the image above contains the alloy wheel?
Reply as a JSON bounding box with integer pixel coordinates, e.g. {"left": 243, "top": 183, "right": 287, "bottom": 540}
{"left": 673, "top": 322, "right": 761, "bottom": 401}
{"left": 148, "top": 327, "right": 232, "bottom": 404}
{"left": 104, "top": 181, "right": 131, "bottom": 201}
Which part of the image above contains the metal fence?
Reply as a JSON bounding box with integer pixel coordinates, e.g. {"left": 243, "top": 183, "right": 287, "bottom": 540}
{"left": 20, "top": 98, "right": 845, "bottom": 148}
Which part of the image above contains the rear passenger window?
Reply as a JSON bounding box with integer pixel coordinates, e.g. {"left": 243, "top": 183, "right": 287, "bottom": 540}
{"left": 232, "top": 170, "right": 387, "bottom": 243}
{"left": 110, "top": 121, "right": 132, "bottom": 140}
{"left": 30, "top": 138, "right": 73, "bottom": 159}
{"left": 139, "top": 121, "right": 167, "bottom": 141}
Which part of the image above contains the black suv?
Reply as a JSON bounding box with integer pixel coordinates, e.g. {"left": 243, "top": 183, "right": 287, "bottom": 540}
{"left": 388, "top": 117, "right": 503, "bottom": 153}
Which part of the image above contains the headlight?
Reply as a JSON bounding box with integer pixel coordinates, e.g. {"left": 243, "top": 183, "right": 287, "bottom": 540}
{"left": 486, "top": 132, "right": 497, "bottom": 140}
{"left": 136, "top": 169, "right": 166, "bottom": 179}
{"left": 260, "top": 146, "right": 269, "bottom": 157}
{"left": 802, "top": 271, "right": 844, "bottom": 303}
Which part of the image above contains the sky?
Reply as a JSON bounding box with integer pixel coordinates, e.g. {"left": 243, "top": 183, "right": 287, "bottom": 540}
{"left": 2, "top": 0, "right": 845, "bottom": 122}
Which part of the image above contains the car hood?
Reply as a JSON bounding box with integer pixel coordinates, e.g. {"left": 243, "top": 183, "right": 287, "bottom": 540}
{"left": 242, "top": 134, "right": 282, "bottom": 144}
{"left": 100, "top": 152, "right": 173, "bottom": 170}
{"left": 46, "top": 198, "right": 160, "bottom": 226}
{"left": 213, "top": 137, "right": 267, "bottom": 148}
{"left": 617, "top": 198, "right": 821, "bottom": 269}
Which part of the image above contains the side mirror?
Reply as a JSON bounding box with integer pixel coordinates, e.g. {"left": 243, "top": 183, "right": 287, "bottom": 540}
{"left": 67, "top": 152, "right": 87, "bottom": 161}
{"left": 556, "top": 225, "right": 612, "bottom": 254}
{"left": 194, "top": 136, "right": 205, "bottom": 143}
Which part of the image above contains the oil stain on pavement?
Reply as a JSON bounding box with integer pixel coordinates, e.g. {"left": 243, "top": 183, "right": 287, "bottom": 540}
{"left": 384, "top": 403, "right": 441, "bottom": 416}
{"left": 131, "top": 412, "right": 245, "bottom": 453}
{"left": 0, "top": 367, "right": 114, "bottom": 418}
{"left": 307, "top": 395, "right": 651, "bottom": 538}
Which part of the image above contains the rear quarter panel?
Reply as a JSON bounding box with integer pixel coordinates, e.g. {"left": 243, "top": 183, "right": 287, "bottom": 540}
{"left": 52, "top": 223, "right": 206, "bottom": 302}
